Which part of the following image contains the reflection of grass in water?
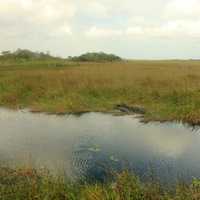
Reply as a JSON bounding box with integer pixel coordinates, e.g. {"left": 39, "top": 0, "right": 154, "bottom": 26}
{"left": 1, "top": 166, "right": 200, "bottom": 200}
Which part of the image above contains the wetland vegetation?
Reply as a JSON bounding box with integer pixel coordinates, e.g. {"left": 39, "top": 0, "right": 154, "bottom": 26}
{"left": 1, "top": 50, "right": 200, "bottom": 125}
{"left": 1, "top": 167, "right": 200, "bottom": 200}
{"left": 1, "top": 50, "right": 200, "bottom": 199}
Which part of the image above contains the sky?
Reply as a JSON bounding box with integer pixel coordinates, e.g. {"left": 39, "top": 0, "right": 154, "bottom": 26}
{"left": 0, "top": 0, "right": 200, "bottom": 59}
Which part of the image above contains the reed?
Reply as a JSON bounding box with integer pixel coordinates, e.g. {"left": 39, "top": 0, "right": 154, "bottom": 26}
{"left": 0, "top": 167, "right": 200, "bottom": 200}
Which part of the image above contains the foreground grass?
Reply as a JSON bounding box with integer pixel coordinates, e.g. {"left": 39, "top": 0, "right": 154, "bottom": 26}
{"left": 1, "top": 60, "right": 200, "bottom": 124}
{"left": 1, "top": 167, "right": 200, "bottom": 200}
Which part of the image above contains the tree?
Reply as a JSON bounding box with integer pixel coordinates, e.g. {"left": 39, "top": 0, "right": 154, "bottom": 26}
{"left": 70, "top": 52, "right": 122, "bottom": 62}
{"left": 1, "top": 51, "right": 11, "bottom": 56}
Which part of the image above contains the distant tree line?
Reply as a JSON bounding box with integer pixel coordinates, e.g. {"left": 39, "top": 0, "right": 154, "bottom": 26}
{"left": 68, "top": 52, "right": 122, "bottom": 62}
{"left": 0, "top": 49, "right": 57, "bottom": 61}
{"left": 0, "top": 50, "right": 122, "bottom": 63}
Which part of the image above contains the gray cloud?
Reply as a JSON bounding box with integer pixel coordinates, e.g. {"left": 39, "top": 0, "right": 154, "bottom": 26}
{"left": 0, "top": 0, "right": 199, "bottom": 59}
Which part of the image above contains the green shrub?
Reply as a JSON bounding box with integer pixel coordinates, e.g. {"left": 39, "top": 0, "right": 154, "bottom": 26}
{"left": 69, "top": 52, "right": 122, "bottom": 62}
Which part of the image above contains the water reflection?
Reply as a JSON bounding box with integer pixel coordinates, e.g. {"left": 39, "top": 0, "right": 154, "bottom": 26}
{"left": 0, "top": 108, "right": 200, "bottom": 184}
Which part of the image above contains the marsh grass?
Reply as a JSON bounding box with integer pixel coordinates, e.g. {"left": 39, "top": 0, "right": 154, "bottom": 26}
{"left": 1, "top": 167, "right": 200, "bottom": 200}
{"left": 0, "top": 60, "right": 200, "bottom": 124}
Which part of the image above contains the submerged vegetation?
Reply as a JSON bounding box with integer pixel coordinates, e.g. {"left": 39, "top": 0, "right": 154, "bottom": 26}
{"left": 1, "top": 167, "right": 200, "bottom": 200}
{"left": 0, "top": 50, "right": 200, "bottom": 124}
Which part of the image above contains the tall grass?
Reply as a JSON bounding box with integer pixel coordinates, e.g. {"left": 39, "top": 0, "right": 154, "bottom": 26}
{"left": 1, "top": 167, "right": 200, "bottom": 200}
{"left": 0, "top": 60, "right": 200, "bottom": 124}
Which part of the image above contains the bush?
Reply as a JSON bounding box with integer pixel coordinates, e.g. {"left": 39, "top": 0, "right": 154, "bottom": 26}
{"left": 69, "top": 52, "right": 122, "bottom": 62}
{"left": 0, "top": 49, "right": 56, "bottom": 61}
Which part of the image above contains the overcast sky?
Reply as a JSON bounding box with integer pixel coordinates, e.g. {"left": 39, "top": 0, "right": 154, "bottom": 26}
{"left": 0, "top": 0, "right": 200, "bottom": 59}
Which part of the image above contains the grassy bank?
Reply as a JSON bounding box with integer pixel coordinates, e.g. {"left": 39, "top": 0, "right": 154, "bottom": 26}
{"left": 1, "top": 167, "right": 200, "bottom": 200}
{"left": 0, "top": 60, "right": 200, "bottom": 124}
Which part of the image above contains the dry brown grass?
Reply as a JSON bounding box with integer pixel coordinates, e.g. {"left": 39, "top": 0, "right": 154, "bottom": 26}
{"left": 1, "top": 167, "right": 200, "bottom": 200}
{"left": 1, "top": 60, "right": 200, "bottom": 124}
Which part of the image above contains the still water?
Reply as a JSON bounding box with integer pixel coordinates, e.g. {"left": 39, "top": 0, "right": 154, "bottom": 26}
{"left": 0, "top": 108, "right": 200, "bottom": 184}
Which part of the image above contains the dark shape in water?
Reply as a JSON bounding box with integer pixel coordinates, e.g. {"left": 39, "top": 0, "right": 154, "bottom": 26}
{"left": 115, "top": 104, "right": 146, "bottom": 114}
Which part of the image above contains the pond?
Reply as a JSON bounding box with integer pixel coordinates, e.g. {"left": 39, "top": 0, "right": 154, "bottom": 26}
{"left": 0, "top": 108, "right": 200, "bottom": 185}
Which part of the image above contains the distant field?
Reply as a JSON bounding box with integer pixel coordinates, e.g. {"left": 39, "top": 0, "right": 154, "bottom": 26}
{"left": 0, "top": 59, "right": 200, "bottom": 124}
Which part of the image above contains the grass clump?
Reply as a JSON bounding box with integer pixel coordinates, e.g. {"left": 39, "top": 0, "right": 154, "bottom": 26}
{"left": 1, "top": 167, "right": 200, "bottom": 200}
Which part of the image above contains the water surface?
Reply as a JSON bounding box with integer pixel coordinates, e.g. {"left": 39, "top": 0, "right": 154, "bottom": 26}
{"left": 0, "top": 108, "right": 200, "bottom": 184}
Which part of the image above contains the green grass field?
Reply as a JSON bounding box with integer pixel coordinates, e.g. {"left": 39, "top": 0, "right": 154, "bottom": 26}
{"left": 1, "top": 59, "right": 200, "bottom": 124}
